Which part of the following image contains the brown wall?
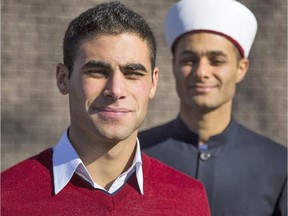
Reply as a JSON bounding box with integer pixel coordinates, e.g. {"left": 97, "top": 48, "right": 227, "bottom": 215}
{"left": 1, "top": 0, "right": 287, "bottom": 170}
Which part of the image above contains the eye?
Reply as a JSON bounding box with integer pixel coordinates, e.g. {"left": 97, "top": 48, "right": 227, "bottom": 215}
{"left": 210, "top": 58, "right": 226, "bottom": 66}
{"left": 181, "top": 60, "right": 193, "bottom": 66}
{"left": 83, "top": 69, "right": 109, "bottom": 78}
{"left": 124, "top": 71, "right": 145, "bottom": 80}
{"left": 179, "top": 56, "right": 198, "bottom": 66}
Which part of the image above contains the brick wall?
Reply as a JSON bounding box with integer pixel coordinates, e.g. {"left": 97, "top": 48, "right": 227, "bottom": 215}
{"left": 1, "top": 0, "right": 287, "bottom": 170}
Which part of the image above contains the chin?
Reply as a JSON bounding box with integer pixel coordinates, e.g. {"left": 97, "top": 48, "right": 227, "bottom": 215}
{"left": 97, "top": 128, "right": 133, "bottom": 142}
{"left": 186, "top": 100, "right": 217, "bottom": 111}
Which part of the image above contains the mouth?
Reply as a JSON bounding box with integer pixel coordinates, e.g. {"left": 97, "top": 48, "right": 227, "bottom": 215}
{"left": 189, "top": 84, "right": 217, "bottom": 93}
{"left": 94, "top": 106, "right": 132, "bottom": 118}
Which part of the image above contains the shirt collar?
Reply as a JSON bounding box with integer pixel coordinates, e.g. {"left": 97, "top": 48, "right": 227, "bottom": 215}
{"left": 52, "top": 130, "right": 143, "bottom": 195}
{"left": 173, "top": 115, "right": 238, "bottom": 149}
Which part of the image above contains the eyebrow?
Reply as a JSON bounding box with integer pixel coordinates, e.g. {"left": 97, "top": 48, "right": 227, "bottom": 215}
{"left": 81, "top": 60, "right": 111, "bottom": 70}
{"left": 207, "top": 51, "right": 228, "bottom": 58}
{"left": 179, "top": 50, "right": 198, "bottom": 57}
{"left": 120, "top": 63, "right": 148, "bottom": 73}
{"left": 81, "top": 60, "right": 148, "bottom": 73}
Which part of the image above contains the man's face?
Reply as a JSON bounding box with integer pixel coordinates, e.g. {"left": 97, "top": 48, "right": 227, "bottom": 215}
{"left": 173, "top": 32, "right": 247, "bottom": 112}
{"left": 59, "top": 33, "right": 158, "bottom": 142}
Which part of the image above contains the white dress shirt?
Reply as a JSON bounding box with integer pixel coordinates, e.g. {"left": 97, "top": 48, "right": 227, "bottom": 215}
{"left": 52, "top": 130, "right": 143, "bottom": 195}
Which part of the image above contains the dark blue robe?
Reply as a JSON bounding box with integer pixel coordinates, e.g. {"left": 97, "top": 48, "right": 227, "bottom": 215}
{"left": 139, "top": 117, "right": 287, "bottom": 216}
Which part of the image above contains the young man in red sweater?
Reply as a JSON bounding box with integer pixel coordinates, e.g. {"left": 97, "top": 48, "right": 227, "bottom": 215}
{"left": 1, "top": 2, "right": 210, "bottom": 215}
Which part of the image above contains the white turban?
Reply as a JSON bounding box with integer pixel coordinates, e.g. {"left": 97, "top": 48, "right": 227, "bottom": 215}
{"left": 164, "top": 0, "right": 258, "bottom": 57}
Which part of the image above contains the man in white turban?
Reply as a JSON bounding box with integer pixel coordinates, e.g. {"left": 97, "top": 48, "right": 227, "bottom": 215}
{"left": 139, "top": 0, "right": 287, "bottom": 215}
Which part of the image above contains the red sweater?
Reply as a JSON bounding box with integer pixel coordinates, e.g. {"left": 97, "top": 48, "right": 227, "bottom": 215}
{"left": 1, "top": 149, "right": 210, "bottom": 215}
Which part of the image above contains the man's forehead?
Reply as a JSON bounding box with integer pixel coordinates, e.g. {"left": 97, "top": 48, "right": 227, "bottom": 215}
{"left": 174, "top": 32, "right": 235, "bottom": 54}
{"left": 73, "top": 34, "right": 152, "bottom": 71}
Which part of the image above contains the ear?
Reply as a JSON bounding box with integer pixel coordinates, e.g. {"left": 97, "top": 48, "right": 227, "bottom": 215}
{"left": 236, "top": 58, "right": 249, "bottom": 83}
{"left": 56, "top": 63, "right": 69, "bottom": 95}
{"left": 149, "top": 67, "right": 159, "bottom": 99}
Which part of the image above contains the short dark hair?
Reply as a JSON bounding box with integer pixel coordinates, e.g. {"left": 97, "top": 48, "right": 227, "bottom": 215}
{"left": 63, "top": 1, "right": 157, "bottom": 78}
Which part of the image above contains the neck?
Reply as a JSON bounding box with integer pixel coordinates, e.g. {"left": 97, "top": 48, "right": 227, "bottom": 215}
{"left": 180, "top": 102, "right": 232, "bottom": 145}
{"left": 85, "top": 140, "right": 137, "bottom": 190}
{"left": 68, "top": 126, "right": 138, "bottom": 190}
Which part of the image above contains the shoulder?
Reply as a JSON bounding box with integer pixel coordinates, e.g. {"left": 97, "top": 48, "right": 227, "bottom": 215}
{"left": 142, "top": 153, "right": 204, "bottom": 190}
{"left": 142, "top": 153, "right": 210, "bottom": 212}
{"left": 235, "top": 122, "right": 286, "bottom": 152}
{"left": 141, "top": 153, "right": 210, "bottom": 215}
{"left": 1, "top": 149, "right": 56, "bottom": 213}
{"left": 233, "top": 122, "right": 287, "bottom": 168}
{"left": 139, "top": 119, "right": 175, "bottom": 148}
{"left": 1, "top": 149, "right": 53, "bottom": 188}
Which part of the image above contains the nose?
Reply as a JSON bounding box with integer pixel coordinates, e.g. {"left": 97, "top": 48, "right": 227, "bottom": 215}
{"left": 194, "top": 59, "right": 209, "bottom": 80}
{"left": 103, "top": 72, "right": 127, "bottom": 100}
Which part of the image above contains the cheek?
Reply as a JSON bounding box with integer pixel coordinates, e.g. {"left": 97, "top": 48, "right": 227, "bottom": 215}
{"left": 216, "top": 65, "right": 238, "bottom": 83}
{"left": 132, "top": 82, "right": 153, "bottom": 103}
{"left": 181, "top": 65, "right": 193, "bottom": 75}
{"left": 218, "top": 70, "right": 238, "bottom": 95}
{"left": 138, "top": 84, "right": 151, "bottom": 98}
{"left": 175, "top": 62, "right": 191, "bottom": 75}
{"left": 174, "top": 68, "right": 190, "bottom": 91}
{"left": 174, "top": 65, "right": 193, "bottom": 85}
{"left": 81, "top": 78, "right": 103, "bottom": 98}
